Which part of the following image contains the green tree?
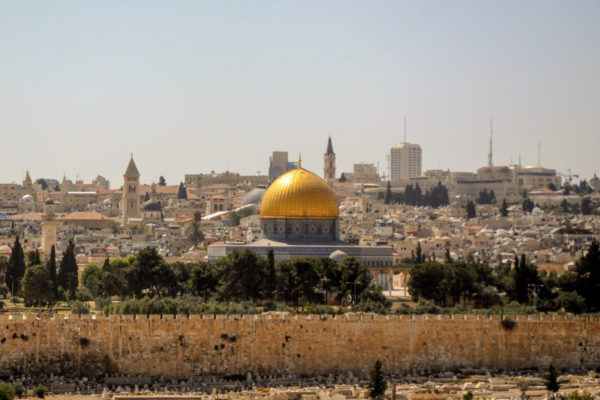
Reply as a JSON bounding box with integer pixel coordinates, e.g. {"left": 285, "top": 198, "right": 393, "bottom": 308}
{"left": 574, "top": 240, "right": 600, "bottom": 311}
{"left": 47, "top": 245, "right": 58, "bottom": 302}
{"left": 58, "top": 239, "right": 79, "bottom": 297}
{"left": 170, "top": 261, "right": 192, "bottom": 297}
{"left": 522, "top": 198, "right": 534, "bottom": 212}
{"left": 582, "top": 197, "right": 593, "bottom": 215}
{"left": 6, "top": 236, "right": 26, "bottom": 296}
{"left": 158, "top": 176, "right": 166, "bottom": 186}
{"left": 275, "top": 259, "right": 320, "bottom": 309}
{"left": 218, "top": 250, "right": 267, "bottom": 302}
{"left": 177, "top": 182, "right": 187, "bottom": 200}
{"left": 544, "top": 364, "right": 560, "bottom": 392}
{"left": 336, "top": 257, "right": 371, "bottom": 306}
{"left": 408, "top": 262, "right": 447, "bottom": 305}
{"left": 366, "top": 360, "right": 387, "bottom": 398}
{"left": 126, "top": 247, "right": 174, "bottom": 297}
{"left": 509, "top": 255, "right": 541, "bottom": 304}
{"left": 102, "top": 258, "right": 129, "bottom": 298}
{"left": 191, "top": 262, "right": 220, "bottom": 301}
{"left": 561, "top": 199, "right": 569, "bottom": 213}
{"left": 185, "top": 212, "right": 204, "bottom": 247}
{"left": 27, "top": 250, "right": 41, "bottom": 267}
{"left": 384, "top": 181, "right": 392, "bottom": 205}
{"left": 466, "top": 200, "right": 476, "bottom": 219}
{"left": 81, "top": 264, "right": 103, "bottom": 297}
{"left": 22, "top": 264, "right": 51, "bottom": 306}
{"left": 500, "top": 199, "right": 508, "bottom": 217}
{"left": 415, "top": 242, "right": 423, "bottom": 263}
{"left": 266, "top": 249, "right": 276, "bottom": 300}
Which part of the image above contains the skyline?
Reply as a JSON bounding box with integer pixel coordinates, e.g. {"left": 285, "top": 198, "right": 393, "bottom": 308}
{"left": 1, "top": 0, "right": 599, "bottom": 186}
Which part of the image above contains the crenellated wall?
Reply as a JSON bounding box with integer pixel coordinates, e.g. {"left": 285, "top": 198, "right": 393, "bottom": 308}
{"left": 0, "top": 313, "right": 599, "bottom": 378}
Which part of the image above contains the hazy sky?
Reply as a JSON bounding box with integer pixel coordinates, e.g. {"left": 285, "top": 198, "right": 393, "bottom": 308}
{"left": 1, "top": 0, "right": 599, "bottom": 188}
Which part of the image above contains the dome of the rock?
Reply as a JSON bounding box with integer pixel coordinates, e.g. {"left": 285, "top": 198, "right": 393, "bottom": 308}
{"left": 260, "top": 167, "right": 339, "bottom": 220}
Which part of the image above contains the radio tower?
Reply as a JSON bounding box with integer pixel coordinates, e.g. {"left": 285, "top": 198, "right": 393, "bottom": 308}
{"left": 488, "top": 119, "right": 493, "bottom": 167}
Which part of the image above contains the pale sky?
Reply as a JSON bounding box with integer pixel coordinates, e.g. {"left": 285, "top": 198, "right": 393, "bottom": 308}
{"left": 1, "top": 0, "right": 599, "bottom": 188}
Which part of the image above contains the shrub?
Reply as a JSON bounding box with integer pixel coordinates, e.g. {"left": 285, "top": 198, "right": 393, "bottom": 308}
{"left": 0, "top": 284, "right": 9, "bottom": 298}
{"left": 0, "top": 383, "right": 14, "bottom": 400}
{"left": 413, "top": 299, "right": 445, "bottom": 314}
{"left": 566, "top": 393, "right": 593, "bottom": 400}
{"left": 500, "top": 317, "right": 516, "bottom": 330}
{"left": 33, "top": 385, "right": 47, "bottom": 399}
{"left": 353, "top": 299, "right": 390, "bottom": 314}
{"left": 394, "top": 303, "right": 412, "bottom": 315}
{"left": 12, "top": 382, "right": 24, "bottom": 398}
{"left": 555, "top": 291, "right": 586, "bottom": 314}
{"left": 69, "top": 300, "right": 90, "bottom": 314}
{"left": 94, "top": 297, "right": 112, "bottom": 311}
{"left": 0, "top": 301, "right": 4, "bottom": 309}
{"left": 303, "top": 303, "right": 337, "bottom": 315}
{"left": 263, "top": 301, "right": 293, "bottom": 313}
{"left": 75, "top": 289, "right": 93, "bottom": 302}
{"left": 462, "top": 392, "right": 473, "bottom": 400}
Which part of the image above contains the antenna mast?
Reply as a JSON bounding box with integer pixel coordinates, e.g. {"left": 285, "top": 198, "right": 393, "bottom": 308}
{"left": 403, "top": 115, "right": 407, "bottom": 143}
{"left": 488, "top": 119, "right": 493, "bottom": 167}
{"left": 537, "top": 141, "right": 541, "bottom": 167}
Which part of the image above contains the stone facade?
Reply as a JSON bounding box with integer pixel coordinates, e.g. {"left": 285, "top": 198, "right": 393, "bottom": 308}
{"left": 0, "top": 314, "right": 599, "bottom": 378}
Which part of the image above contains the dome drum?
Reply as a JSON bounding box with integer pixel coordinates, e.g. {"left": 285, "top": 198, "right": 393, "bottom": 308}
{"left": 261, "top": 218, "right": 339, "bottom": 242}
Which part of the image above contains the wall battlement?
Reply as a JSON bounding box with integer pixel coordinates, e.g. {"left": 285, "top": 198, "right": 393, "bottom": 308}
{"left": 0, "top": 313, "right": 599, "bottom": 378}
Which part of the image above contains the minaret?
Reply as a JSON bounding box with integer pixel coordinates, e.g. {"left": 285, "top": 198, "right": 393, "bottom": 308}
{"left": 324, "top": 136, "right": 336, "bottom": 181}
{"left": 122, "top": 154, "right": 141, "bottom": 225}
{"left": 41, "top": 199, "right": 58, "bottom": 256}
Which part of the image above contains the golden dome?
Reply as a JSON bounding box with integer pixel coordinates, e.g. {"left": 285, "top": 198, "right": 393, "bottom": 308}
{"left": 260, "top": 168, "right": 339, "bottom": 219}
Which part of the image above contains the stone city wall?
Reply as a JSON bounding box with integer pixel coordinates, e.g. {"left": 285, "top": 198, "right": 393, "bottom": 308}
{"left": 0, "top": 313, "right": 598, "bottom": 378}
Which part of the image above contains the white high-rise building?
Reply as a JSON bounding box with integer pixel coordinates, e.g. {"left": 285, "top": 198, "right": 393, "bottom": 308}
{"left": 390, "top": 143, "right": 422, "bottom": 181}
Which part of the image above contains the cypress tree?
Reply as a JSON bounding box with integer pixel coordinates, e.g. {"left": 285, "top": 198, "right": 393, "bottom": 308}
{"left": 27, "top": 249, "right": 41, "bottom": 267}
{"left": 501, "top": 199, "right": 509, "bottom": 217}
{"left": 544, "top": 364, "right": 559, "bottom": 392}
{"left": 6, "top": 236, "right": 25, "bottom": 296}
{"left": 367, "top": 360, "right": 387, "bottom": 398}
{"left": 47, "top": 245, "right": 58, "bottom": 302}
{"left": 384, "top": 181, "right": 392, "bottom": 205}
{"left": 177, "top": 182, "right": 187, "bottom": 200}
{"left": 58, "top": 239, "right": 79, "bottom": 297}
{"left": 415, "top": 242, "right": 423, "bottom": 264}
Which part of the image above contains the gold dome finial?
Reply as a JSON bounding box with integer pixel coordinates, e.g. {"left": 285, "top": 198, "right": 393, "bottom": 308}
{"left": 298, "top": 153, "right": 302, "bottom": 169}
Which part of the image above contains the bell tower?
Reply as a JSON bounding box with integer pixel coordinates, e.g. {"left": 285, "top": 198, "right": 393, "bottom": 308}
{"left": 324, "top": 136, "right": 336, "bottom": 181}
{"left": 122, "top": 155, "right": 140, "bottom": 225}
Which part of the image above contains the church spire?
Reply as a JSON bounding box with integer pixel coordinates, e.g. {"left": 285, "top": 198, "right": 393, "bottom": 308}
{"left": 326, "top": 136, "right": 334, "bottom": 155}
{"left": 323, "top": 136, "right": 336, "bottom": 181}
{"left": 124, "top": 154, "right": 140, "bottom": 176}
